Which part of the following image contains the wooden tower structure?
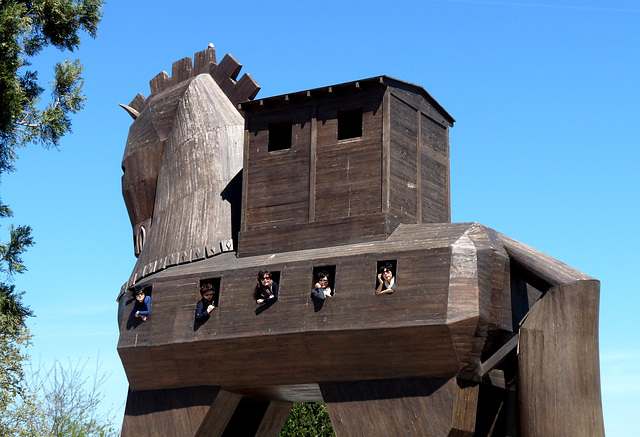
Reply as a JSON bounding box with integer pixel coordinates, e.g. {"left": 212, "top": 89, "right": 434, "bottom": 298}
{"left": 116, "top": 46, "right": 604, "bottom": 436}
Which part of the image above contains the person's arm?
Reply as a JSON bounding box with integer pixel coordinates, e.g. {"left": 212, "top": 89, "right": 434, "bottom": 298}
{"left": 311, "top": 285, "right": 325, "bottom": 300}
{"left": 137, "top": 296, "right": 151, "bottom": 316}
{"left": 195, "top": 300, "right": 210, "bottom": 321}
{"left": 375, "top": 273, "right": 384, "bottom": 294}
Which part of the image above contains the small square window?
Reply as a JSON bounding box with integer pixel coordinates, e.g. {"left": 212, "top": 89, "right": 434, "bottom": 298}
{"left": 199, "top": 278, "right": 221, "bottom": 307}
{"left": 312, "top": 265, "right": 336, "bottom": 292}
{"left": 338, "top": 108, "right": 362, "bottom": 140}
{"left": 268, "top": 120, "right": 292, "bottom": 151}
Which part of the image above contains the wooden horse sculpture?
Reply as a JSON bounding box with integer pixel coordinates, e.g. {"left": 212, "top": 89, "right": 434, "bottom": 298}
{"left": 116, "top": 46, "right": 604, "bottom": 436}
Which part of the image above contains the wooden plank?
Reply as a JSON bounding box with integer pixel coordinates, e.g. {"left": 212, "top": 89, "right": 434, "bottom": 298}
{"left": 518, "top": 280, "right": 604, "bottom": 436}
{"left": 255, "top": 401, "right": 294, "bottom": 437}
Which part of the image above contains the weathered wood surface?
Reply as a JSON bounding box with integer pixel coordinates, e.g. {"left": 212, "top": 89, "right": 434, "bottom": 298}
{"left": 118, "top": 56, "right": 603, "bottom": 435}
{"left": 518, "top": 279, "right": 604, "bottom": 436}
{"left": 238, "top": 77, "right": 453, "bottom": 258}
{"left": 119, "top": 223, "right": 503, "bottom": 394}
{"left": 321, "top": 377, "right": 478, "bottom": 436}
{"left": 121, "top": 47, "right": 258, "bottom": 283}
{"left": 121, "top": 386, "right": 240, "bottom": 437}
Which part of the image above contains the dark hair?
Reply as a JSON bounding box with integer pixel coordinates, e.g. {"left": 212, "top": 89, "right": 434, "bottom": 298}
{"left": 200, "top": 282, "right": 215, "bottom": 295}
{"left": 258, "top": 269, "right": 271, "bottom": 281}
{"left": 316, "top": 271, "right": 329, "bottom": 281}
{"left": 379, "top": 262, "right": 394, "bottom": 274}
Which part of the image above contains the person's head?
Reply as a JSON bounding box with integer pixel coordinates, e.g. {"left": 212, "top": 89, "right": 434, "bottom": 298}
{"left": 316, "top": 271, "right": 329, "bottom": 287}
{"left": 133, "top": 286, "right": 146, "bottom": 302}
{"left": 379, "top": 263, "right": 394, "bottom": 281}
{"left": 258, "top": 269, "right": 271, "bottom": 286}
{"left": 200, "top": 282, "right": 215, "bottom": 300}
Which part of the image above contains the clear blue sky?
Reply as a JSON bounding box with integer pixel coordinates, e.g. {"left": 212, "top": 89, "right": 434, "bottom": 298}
{"left": 4, "top": 0, "right": 638, "bottom": 434}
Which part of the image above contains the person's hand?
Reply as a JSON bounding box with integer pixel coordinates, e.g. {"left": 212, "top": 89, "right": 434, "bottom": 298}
{"left": 135, "top": 311, "right": 140, "bottom": 317}
{"left": 141, "top": 316, "right": 147, "bottom": 322}
{"left": 377, "top": 273, "right": 383, "bottom": 282}
{"left": 207, "top": 305, "right": 215, "bottom": 313}
{"left": 314, "top": 283, "right": 321, "bottom": 289}
{"left": 257, "top": 298, "right": 264, "bottom": 304}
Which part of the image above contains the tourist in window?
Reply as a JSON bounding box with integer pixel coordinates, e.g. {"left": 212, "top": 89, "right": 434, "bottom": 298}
{"left": 311, "top": 271, "right": 333, "bottom": 300}
{"left": 255, "top": 270, "right": 279, "bottom": 305}
{"left": 131, "top": 287, "right": 151, "bottom": 322}
{"left": 375, "top": 263, "right": 396, "bottom": 295}
{"left": 195, "top": 282, "right": 216, "bottom": 322}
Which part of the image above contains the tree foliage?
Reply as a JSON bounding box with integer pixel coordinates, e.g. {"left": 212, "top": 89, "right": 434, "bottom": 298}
{"left": 0, "top": 1, "right": 106, "bottom": 435}
{"left": 0, "top": 0, "right": 104, "bottom": 330}
{"left": 0, "top": 0, "right": 103, "bottom": 156}
{"left": 0, "top": 347, "right": 119, "bottom": 437}
{"left": 280, "top": 402, "right": 335, "bottom": 437}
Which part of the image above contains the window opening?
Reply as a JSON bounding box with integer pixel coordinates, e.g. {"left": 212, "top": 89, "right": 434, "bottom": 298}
{"left": 255, "top": 269, "right": 280, "bottom": 307}
{"left": 338, "top": 108, "right": 363, "bottom": 140}
{"left": 268, "top": 120, "right": 292, "bottom": 151}
{"left": 311, "top": 265, "right": 336, "bottom": 311}
{"left": 199, "top": 277, "right": 221, "bottom": 307}
{"left": 375, "top": 260, "right": 397, "bottom": 294}
{"left": 312, "top": 265, "right": 336, "bottom": 294}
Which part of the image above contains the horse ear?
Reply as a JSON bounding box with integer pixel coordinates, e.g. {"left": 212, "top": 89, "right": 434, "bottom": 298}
{"left": 119, "top": 104, "right": 140, "bottom": 120}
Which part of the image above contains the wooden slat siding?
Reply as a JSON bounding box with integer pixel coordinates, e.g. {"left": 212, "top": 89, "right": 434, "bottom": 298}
{"left": 518, "top": 280, "right": 604, "bottom": 437}
{"left": 309, "top": 102, "right": 317, "bottom": 221}
{"left": 382, "top": 89, "right": 391, "bottom": 215}
{"left": 240, "top": 123, "right": 250, "bottom": 235}
{"left": 255, "top": 401, "right": 294, "bottom": 437}
{"left": 238, "top": 215, "right": 389, "bottom": 257}
{"left": 385, "top": 78, "right": 452, "bottom": 132}
{"left": 481, "top": 227, "right": 513, "bottom": 332}
{"left": 455, "top": 225, "right": 503, "bottom": 378}
{"left": 321, "top": 377, "right": 457, "bottom": 436}
{"left": 125, "top": 326, "right": 457, "bottom": 393}
{"left": 119, "top": 225, "right": 490, "bottom": 392}
{"left": 388, "top": 94, "right": 419, "bottom": 222}
{"left": 446, "top": 228, "right": 481, "bottom": 378}
{"left": 389, "top": 83, "right": 451, "bottom": 224}
{"left": 421, "top": 112, "right": 450, "bottom": 223}
{"left": 315, "top": 93, "right": 384, "bottom": 222}
{"left": 416, "top": 107, "right": 422, "bottom": 223}
{"left": 121, "top": 386, "right": 224, "bottom": 437}
{"left": 244, "top": 106, "right": 312, "bottom": 229}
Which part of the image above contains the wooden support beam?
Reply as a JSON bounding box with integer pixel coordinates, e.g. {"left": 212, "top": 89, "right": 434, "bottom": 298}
{"left": 479, "top": 334, "right": 518, "bottom": 377}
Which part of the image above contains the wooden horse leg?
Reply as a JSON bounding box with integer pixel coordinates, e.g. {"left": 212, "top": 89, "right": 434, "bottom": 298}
{"left": 320, "top": 377, "right": 479, "bottom": 437}
{"left": 121, "top": 386, "right": 241, "bottom": 437}
{"left": 518, "top": 279, "right": 605, "bottom": 437}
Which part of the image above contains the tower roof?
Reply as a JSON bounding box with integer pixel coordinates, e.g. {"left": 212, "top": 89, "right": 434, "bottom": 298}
{"left": 239, "top": 75, "right": 455, "bottom": 127}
